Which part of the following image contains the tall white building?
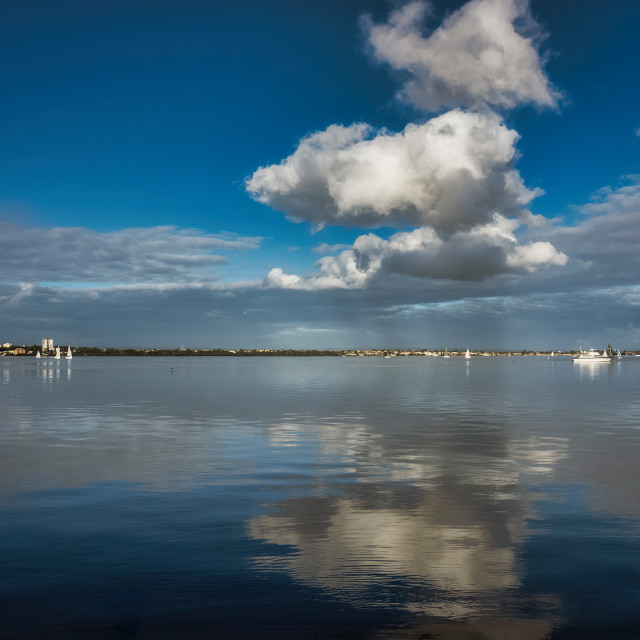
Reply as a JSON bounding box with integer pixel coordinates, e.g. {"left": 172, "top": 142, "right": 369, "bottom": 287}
{"left": 42, "top": 338, "right": 53, "bottom": 353}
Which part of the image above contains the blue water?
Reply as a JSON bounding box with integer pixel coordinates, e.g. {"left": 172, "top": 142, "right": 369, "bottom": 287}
{"left": 1, "top": 356, "right": 639, "bottom": 638}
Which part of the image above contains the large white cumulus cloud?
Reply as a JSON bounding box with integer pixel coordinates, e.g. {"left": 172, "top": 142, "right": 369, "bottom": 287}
{"left": 362, "top": 0, "right": 560, "bottom": 111}
{"left": 248, "top": 0, "right": 567, "bottom": 291}
{"left": 247, "top": 110, "right": 539, "bottom": 232}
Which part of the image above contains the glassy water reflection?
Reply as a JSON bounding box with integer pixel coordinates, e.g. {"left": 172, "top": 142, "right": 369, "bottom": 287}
{"left": 1, "top": 356, "right": 639, "bottom": 638}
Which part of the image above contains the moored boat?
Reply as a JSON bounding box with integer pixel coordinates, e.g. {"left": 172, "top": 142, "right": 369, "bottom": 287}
{"left": 572, "top": 348, "right": 611, "bottom": 363}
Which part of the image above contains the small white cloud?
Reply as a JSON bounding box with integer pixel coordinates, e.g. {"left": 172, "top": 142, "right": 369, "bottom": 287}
{"left": 578, "top": 175, "right": 640, "bottom": 219}
{"left": 7, "top": 282, "right": 36, "bottom": 306}
{"left": 312, "top": 242, "right": 351, "bottom": 254}
{"left": 264, "top": 268, "right": 307, "bottom": 290}
{"left": 506, "top": 241, "right": 568, "bottom": 272}
{"left": 362, "top": 0, "right": 560, "bottom": 111}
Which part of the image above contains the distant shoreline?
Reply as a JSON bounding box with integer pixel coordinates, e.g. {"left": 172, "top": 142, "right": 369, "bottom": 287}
{"left": 3, "top": 347, "right": 638, "bottom": 357}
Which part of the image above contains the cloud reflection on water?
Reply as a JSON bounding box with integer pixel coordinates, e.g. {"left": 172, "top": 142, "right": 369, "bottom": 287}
{"left": 248, "top": 417, "right": 568, "bottom": 625}
{"left": 3, "top": 356, "right": 639, "bottom": 637}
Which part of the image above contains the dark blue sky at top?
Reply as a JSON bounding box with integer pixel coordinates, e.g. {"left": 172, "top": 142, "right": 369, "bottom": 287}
{"left": 1, "top": 0, "right": 640, "bottom": 348}
{"left": 1, "top": 0, "right": 392, "bottom": 234}
{"left": 3, "top": 0, "right": 638, "bottom": 236}
{"left": 513, "top": 1, "right": 640, "bottom": 218}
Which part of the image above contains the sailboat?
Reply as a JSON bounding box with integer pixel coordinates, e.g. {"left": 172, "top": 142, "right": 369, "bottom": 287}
{"left": 35, "top": 351, "right": 41, "bottom": 359}
{"left": 66, "top": 346, "right": 72, "bottom": 360}
{"left": 443, "top": 348, "right": 450, "bottom": 359}
{"left": 464, "top": 348, "right": 471, "bottom": 359}
{"left": 54, "top": 346, "right": 61, "bottom": 359}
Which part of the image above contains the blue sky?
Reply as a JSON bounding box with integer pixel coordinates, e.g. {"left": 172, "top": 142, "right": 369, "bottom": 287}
{"left": 1, "top": 0, "right": 640, "bottom": 349}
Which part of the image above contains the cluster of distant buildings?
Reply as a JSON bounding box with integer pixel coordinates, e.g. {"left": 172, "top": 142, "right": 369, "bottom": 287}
{"left": 0, "top": 338, "right": 58, "bottom": 357}
{"left": 0, "top": 342, "right": 27, "bottom": 356}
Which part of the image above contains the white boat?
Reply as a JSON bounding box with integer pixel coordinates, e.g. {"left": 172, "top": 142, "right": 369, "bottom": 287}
{"left": 443, "top": 348, "right": 450, "bottom": 359}
{"left": 66, "top": 346, "right": 72, "bottom": 360}
{"left": 464, "top": 348, "right": 471, "bottom": 359}
{"left": 572, "top": 348, "right": 611, "bottom": 363}
{"left": 54, "top": 346, "right": 61, "bottom": 360}
{"left": 35, "top": 351, "right": 41, "bottom": 359}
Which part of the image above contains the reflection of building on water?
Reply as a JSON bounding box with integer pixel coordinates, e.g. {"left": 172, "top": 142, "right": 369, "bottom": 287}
{"left": 38, "top": 367, "right": 61, "bottom": 383}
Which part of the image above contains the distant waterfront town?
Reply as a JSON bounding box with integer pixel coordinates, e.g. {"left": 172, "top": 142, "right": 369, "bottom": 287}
{"left": 1, "top": 338, "right": 637, "bottom": 358}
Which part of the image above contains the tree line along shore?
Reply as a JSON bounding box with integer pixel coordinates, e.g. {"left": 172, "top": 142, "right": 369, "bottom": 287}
{"left": 2, "top": 346, "right": 638, "bottom": 357}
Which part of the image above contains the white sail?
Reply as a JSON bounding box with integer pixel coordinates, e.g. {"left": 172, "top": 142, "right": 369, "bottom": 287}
{"left": 464, "top": 348, "right": 471, "bottom": 359}
{"left": 35, "top": 351, "right": 41, "bottom": 359}
{"left": 54, "top": 346, "right": 61, "bottom": 359}
{"left": 66, "top": 346, "right": 72, "bottom": 360}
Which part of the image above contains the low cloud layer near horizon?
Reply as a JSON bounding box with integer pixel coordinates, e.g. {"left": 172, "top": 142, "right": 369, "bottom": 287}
{"left": 0, "top": 221, "right": 261, "bottom": 285}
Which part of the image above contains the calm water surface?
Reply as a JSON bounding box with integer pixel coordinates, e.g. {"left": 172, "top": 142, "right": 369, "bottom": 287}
{"left": 1, "top": 356, "right": 639, "bottom": 639}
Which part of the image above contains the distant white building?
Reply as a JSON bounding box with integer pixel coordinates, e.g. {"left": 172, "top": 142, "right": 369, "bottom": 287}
{"left": 42, "top": 338, "right": 54, "bottom": 353}
{"left": 3, "top": 342, "right": 11, "bottom": 349}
